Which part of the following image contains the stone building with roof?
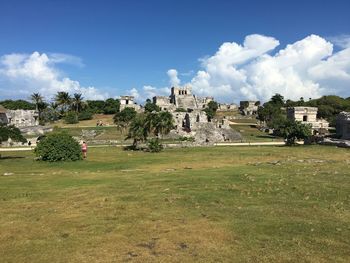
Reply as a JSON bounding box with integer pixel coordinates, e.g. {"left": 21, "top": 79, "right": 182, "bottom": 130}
{"left": 287, "top": 106, "right": 329, "bottom": 134}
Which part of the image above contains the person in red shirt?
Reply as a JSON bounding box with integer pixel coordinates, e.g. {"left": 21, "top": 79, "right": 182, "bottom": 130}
{"left": 81, "top": 141, "right": 88, "bottom": 159}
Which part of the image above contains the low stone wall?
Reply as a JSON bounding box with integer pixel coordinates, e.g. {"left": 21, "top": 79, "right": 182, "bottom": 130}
{"left": 319, "top": 138, "right": 350, "bottom": 148}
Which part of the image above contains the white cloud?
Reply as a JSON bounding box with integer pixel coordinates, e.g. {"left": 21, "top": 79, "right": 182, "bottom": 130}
{"left": 48, "top": 53, "right": 85, "bottom": 67}
{"left": 188, "top": 34, "right": 350, "bottom": 102}
{"left": 167, "top": 69, "right": 180, "bottom": 87}
{"left": 127, "top": 85, "right": 170, "bottom": 103}
{"left": 328, "top": 34, "right": 350, "bottom": 49}
{"left": 0, "top": 51, "right": 108, "bottom": 100}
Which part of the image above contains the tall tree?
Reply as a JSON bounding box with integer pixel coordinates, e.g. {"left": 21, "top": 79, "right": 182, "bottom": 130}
{"left": 30, "top": 93, "right": 43, "bottom": 111}
{"left": 72, "top": 93, "right": 84, "bottom": 113}
{"left": 270, "top": 93, "right": 285, "bottom": 106}
{"left": 126, "top": 114, "right": 149, "bottom": 148}
{"left": 103, "top": 98, "right": 120, "bottom": 114}
{"left": 144, "top": 99, "right": 161, "bottom": 113}
{"left": 55, "top": 92, "right": 71, "bottom": 114}
{"left": 113, "top": 107, "right": 137, "bottom": 134}
{"left": 149, "top": 111, "right": 174, "bottom": 137}
{"left": 204, "top": 100, "right": 219, "bottom": 121}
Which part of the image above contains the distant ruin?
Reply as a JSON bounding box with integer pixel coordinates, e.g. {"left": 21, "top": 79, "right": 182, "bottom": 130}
{"left": 153, "top": 86, "right": 213, "bottom": 111}
{"left": 119, "top": 96, "right": 142, "bottom": 112}
{"left": 336, "top": 112, "right": 350, "bottom": 139}
{"left": 239, "top": 101, "right": 259, "bottom": 115}
{"left": 153, "top": 86, "right": 242, "bottom": 144}
{"left": 287, "top": 107, "right": 329, "bottom": 134}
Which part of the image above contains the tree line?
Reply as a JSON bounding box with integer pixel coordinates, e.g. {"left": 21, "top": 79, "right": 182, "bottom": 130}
{"left": 258, "top": 94, "right": 350, "bottom": 128}
{"left": 0, "top": 92, "right": 121, "bottom": 124}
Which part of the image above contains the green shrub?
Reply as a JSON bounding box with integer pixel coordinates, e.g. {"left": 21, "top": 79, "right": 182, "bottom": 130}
{"left": 78, "top": 111, "right": 93, "bottom": 121}
{"left": 147, "top": 138, "right": 163, "bottom": 152}
{"left": 175, "top": 108, "right": 187, "bottom": 112}
{"left": 0, "top": 124, "right": 27, "bottom": 144}
{"left": 179, "top": 136, "right": 195, "bottom": 142}
{"left": 35, "top": 132, "right": 82, "bottom": 162}
{"left": 64, "top": 111, "right": 78, "bottom": 124}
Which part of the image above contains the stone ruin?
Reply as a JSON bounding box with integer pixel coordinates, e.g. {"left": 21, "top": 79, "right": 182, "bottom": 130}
{"left": 239, "top": 101, "right": 259, "bottom": 115}
{"left": 153, "top": 86, "right": 213, "bottom": 111}
{"left": 0, "top": 107, "right": 39, "bottom": 127}
{"left": 152, "top": 86, "right": 242, "bottom": 144}
{"left": 336, "top": 111, "right": 350, "bottom": 140}
{"left": 0, "top": 105, "right": 52, "bottom": 146}
{"left": 217, "top": 103, "right": 238, "bottom": 111}
{"left": 287, "top": 107, "right": 329, "bottom": 134}
{"left": 119, "top": 95, "right": 142, "bottom": 112}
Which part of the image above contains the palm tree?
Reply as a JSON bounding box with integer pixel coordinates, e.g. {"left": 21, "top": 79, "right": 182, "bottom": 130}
{"left": 72, "top": 93, "right": 84, "bottom": 113}
{"left": 55, "top": 91, "right": 71, "bottom": 115}
{"left": 126, "top": 114, "right": 149, "bottom": 148}
{"left": 154, "top": 111, "right": 174, "bottom": 137}
{"left": 113, "top": 107, "right": 137, "bottom": 134}
{"left": 30, "top": 93, "right": 43, "bottom": 111}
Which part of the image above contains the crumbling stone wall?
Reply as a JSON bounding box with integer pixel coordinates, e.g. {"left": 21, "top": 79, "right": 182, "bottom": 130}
{"left": 6, "top": 110, "right": 39, "bottom": 127}
{"left": 240, "top": 101, "right": 259, "bottom": 115}
{"left": 336, "top": 112, "right": 350, "bottom": 139}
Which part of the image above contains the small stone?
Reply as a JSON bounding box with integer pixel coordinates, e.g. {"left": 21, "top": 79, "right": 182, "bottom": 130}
{"left": 3, "top": 172, "right": 14, "bottom": 176}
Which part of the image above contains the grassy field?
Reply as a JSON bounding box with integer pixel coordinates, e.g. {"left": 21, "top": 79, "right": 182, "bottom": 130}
{"left": 230, "top": 125, "right": 283, "bottom": 142}
{"left": 54, "top": 114, "right": 115, "bottom": 128}
{"left": 0, "top": 146, "right": 349, "bottom": 262}
{"left": 57, "top": 126, "right": 125, "bottom": 141}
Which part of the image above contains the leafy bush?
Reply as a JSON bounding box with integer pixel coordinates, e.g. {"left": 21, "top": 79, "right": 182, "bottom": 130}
{"left": 78, "top": 110, "right": 93, "bottom": 121}
{"left": 35, "top": 132, "right": 82, "bottom": 162}
{"left": 103, "top": 98, "right": 120, "bottom": 114}
{"left": 144, "top": 99, "right": 161, "bottom": 113}
{"left": 0, "top": 124, "right": 27, "bottom": 144}
{"left": 179, "top": 136, "right": 195, "bottom": 142}
{"left": 280, "top": 120, "right": 312, "bottom": 146}
{"left": 64, "top": 111, "right": 79, "bottom": 124}
{"left": 175, "top": 108, "right": 187, "bottom": 112}
{"left": 147, "top": 138, "right": 163, "bottom": 152}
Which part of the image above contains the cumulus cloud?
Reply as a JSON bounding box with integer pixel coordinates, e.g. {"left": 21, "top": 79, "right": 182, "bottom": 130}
{"left": 0, "top": 51, "right": 108, "bottom": 100}
{"left": 167, "top": 69, "right": 180, "bottom": 87}
{"left": 188, "top": 34, "right": 350, "bottom": 102}
{"left": 127, "top": 85, "right": 170, "bottom": 103}
{"left": 328, "top": 34, "right": 350, "bottom": 49}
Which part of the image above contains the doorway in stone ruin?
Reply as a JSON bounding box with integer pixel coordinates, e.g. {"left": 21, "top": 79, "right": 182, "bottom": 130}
{"left": 182, "top": 113, "right": 191, "bottom": 132}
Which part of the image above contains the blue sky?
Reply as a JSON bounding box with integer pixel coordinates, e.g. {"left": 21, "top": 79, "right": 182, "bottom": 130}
{"left": 0, "top": 0, "right": 350, "bottom": 103}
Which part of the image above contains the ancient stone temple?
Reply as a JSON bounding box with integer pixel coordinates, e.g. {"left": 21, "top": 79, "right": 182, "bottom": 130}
{"left": 336, "top": 112, "right": 350, "bottom": 140}
{"left": 153, "top": 86, "right": 213, "bottom": 111}
{"left": 152, "top": 86, "right": 241, "bottom": 144}
{"left": 287, "top": 107, "right": 329, "bottom": 133}
{"left": 239, "top": 101, "right": 259, "bottom": 115}
{"left": 119, "top": 96, "right": 142, "bottom": 112}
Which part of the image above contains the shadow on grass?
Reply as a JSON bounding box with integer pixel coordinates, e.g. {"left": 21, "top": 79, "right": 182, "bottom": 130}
{"left": 256, "top": 135, "right": 278, "bottom": 139}
{"left": 0, "top": 156, "right": 26, "bottom": 160}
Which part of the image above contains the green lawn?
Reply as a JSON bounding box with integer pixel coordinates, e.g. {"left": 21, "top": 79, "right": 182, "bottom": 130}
{"left": 230, "top": 124, "right": 283, "bottom": 142}
{"left": 57, "top": 126, "right": 125, "bottom": 141}
{"left": 0, "top": 146, "right": 349, "bottom": 262}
